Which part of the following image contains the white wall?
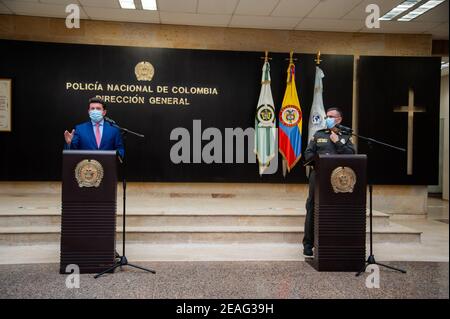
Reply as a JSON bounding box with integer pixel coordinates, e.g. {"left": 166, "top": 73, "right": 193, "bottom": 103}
{"left": 441, "top": 74, "right": 449, "bottom": 200}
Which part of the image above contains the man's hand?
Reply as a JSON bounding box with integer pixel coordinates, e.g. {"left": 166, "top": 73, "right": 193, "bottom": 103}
{"left": 64, "top": 129, "right": 75, "bottom": 144}
{"left": 330, "top": 131, "right": 339, "bottom": 143}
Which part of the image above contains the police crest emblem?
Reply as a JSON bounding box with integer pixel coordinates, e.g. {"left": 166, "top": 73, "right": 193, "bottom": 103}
{"left": 257, "top": 104, "right": 275, "bottom": 127}
{"left": 75, "top": 159, "right": 104, "bottom": 188}
{"left": 135, "top": 61, "right": 154, "bottom": 81}
{"left": 330, "top": 166, "right": 356, "bottom": 193}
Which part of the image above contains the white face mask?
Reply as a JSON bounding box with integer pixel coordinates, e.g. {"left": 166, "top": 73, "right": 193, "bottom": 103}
{"left": 89, "top": 109, "right": 103, "bottom": 123}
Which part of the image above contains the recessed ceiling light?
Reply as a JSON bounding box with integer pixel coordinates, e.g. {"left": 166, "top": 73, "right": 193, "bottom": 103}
{"left": 379, "top": 0, "right": 421, "bottom": 21}
{"left": 398, "top": 0, "right": 446, "bottom": 21}
{"left": 119, "top": 0, "right": 136, "bottom": 10}
{"left": 141, "top": 0, "right": 157, "bottom": 10}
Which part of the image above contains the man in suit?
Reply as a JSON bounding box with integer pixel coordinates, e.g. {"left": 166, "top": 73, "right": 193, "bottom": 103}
{"left": 64, "top": 97, "right": 124, "bottom": 158}
{"left": 64, "top": 97, "right": 124, "bottom": 261}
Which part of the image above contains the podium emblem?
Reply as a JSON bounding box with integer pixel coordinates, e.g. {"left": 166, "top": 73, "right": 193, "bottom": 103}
{"left": 330, "top": 166, "right": 356, "bottom": 193}
{"left": 75, "top": 159, "right": 104, "bottom": 188}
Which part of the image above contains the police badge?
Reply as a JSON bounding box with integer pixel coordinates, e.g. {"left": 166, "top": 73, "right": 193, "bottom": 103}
{"left": 330, "top": 166, "right": 356, "bottom": 193}
{"left": 75, "top": 159, "right": 104, "bottom": 188}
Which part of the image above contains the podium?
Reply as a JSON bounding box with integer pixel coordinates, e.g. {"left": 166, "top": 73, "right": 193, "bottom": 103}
{"left": 60, "top": 150, "right": 118, "bottom": 274}
{"left": 311, "top": 154, "right": 367, "bottom": 272}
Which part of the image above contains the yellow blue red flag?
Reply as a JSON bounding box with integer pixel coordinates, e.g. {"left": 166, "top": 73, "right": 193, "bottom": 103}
{"left": 278, "top": 59, "right": 302, "bottom": 173}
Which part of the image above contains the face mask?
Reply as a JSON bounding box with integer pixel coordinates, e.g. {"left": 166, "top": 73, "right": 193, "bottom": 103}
{"left": 325, "top": 117, "right": 336, "bottom": 129}
{"left": 89, "top": 109, "right": 103, "bottom": 123}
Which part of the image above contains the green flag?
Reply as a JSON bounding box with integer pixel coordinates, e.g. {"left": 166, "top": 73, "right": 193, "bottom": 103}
{"left": 254, "top": 61, "right": 277, "bottom": 175}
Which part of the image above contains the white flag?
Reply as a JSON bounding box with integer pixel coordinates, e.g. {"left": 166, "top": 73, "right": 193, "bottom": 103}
{"left": 254, "top": 61, "right": 276, "bottom": 175}
{"left": 308, "top": 66, "right": 326, "bottom": 142}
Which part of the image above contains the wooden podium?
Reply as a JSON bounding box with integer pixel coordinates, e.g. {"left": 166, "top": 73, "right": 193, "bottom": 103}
{"left": 60, "top": 150, "right": 118, "bottom": 274}
{"left": 312, "top": 154, "right": 367, "bottom": 272}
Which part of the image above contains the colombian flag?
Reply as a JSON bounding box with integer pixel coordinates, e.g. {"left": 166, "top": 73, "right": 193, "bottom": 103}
{"left": 278, "top": 61, "right": 302, "bottom": 173}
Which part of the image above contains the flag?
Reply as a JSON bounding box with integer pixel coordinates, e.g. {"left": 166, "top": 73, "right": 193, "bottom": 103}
{"left": 308, "top": 66, "right": 326, "bottom": 142}
{"left": 254, "top": 61, "right": 277, "bottom": 175}
{"left": 278, "top": 62, "right": 302, "bottom": 173}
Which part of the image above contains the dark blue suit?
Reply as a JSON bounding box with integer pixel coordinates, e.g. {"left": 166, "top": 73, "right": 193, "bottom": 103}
{"left": 65, "top": 121, "right": 125, "bottom": 158}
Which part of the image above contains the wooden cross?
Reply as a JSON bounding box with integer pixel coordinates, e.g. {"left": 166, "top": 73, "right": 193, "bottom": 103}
{"left": 393, "top": 88, "right": 425, "bottom": 175}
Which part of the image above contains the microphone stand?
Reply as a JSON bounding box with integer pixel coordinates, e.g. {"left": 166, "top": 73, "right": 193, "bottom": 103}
{"left": 95, "top": 118, "right": 155, "bottom": 278}
{"left": 341, "top": 128, "right": 407, "bottom": 276}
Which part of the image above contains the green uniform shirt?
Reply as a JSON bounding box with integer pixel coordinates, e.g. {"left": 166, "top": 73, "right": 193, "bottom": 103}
{"left": 304, "top": 129, "right": 356, "bottom": 162}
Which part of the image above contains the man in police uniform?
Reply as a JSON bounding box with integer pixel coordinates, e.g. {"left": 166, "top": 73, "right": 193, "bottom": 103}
{"left": 303, "top": 107, "right": 355, "bottom": 257}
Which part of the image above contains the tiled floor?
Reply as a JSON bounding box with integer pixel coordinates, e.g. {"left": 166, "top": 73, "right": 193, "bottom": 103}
{"left": 0, "top": 261, "right": 447, "bottom": 299}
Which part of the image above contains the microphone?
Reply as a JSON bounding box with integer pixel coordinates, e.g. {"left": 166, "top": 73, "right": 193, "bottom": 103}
{"left": 104, "top": 116, "right": 116, "bottom": 124}
{"left": 335, "top": 124, "right": 353, "bottom": 133}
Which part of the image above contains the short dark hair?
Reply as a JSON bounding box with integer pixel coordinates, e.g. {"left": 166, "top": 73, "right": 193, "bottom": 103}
{"left": 326, "top": 107, "right": 343, "bottom": 118}
{"left": 88, "top": 97, "right": 106, "bottom": 109}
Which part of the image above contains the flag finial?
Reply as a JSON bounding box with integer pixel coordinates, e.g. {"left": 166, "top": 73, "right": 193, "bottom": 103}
{"left": 285, "top": 51, "right": 297, "bottom": 63}
{"left": 315, "top": 51, "right": 322, "bottom": 65}
{"left": 260, "top": 50, "right": 272, "bottom": 63}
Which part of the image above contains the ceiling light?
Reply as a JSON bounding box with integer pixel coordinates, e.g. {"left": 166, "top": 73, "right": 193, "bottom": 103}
{"left": 398, "top": 0, "right": 446, "bottom": 21}
{"left": 379, "top": 0, "right": 421, "bottom": 21}
{"left": 141, "top": 0, "right": 157, "bottom": 10}
{"left": 119, "top": 0, "right": 136, "bottom": 9}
